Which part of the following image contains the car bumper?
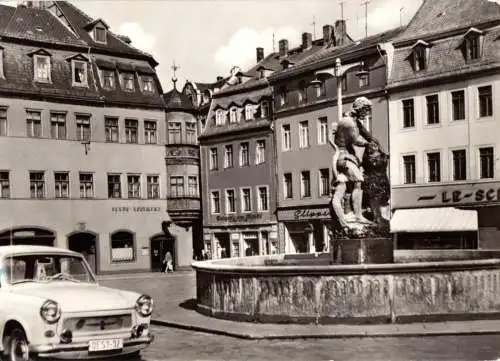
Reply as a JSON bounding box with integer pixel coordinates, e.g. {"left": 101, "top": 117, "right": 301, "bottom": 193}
{"left": 31, "top": 334, "right": 154, "bottom": 359}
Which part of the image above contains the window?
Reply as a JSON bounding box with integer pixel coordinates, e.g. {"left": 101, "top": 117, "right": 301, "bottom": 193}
{"left": 224, "top": 145, "right": 233, "bottom": 168}
{"left": 79, "top": 173, "right": 93, "bottom": 198}
{"left": 30, "top": 171, "right": 45, "bottom": 199}
{"left": 241, "top": 188, "right": 251, "bottom": 212}
{"left": 403, "top": 155, "right": 416, "bottom": 184}
{"left": 226, "top": 189, "right": 235, "bottom": 213}
{"left": 125, "top": 119, "right": 138, "bottom": 143}
{"left": 257, "top": 186, "right": 269, "bottom": 211}
{"left": 127, "top": 175, "right": 141, "bottom": 199}
{"left": 101, "top": 69, "right": 114, "bottom": 88}
{"left": 50, "top": 112, "right": 66, "bottom": 140}
{"left": 452, "top": 91, "right": 465, "bottom": 121}
{"left": 107, "top": 174, "right": 121, "bottom": 199}
{"left": 211, "top": 190, "right": 220, "bottom": 214}
{"left": 72, "top": 60, "right": 87, "bottom": 86}
{"left": 122, "top": 72, "right": 135, "bottom": 91}
{"left": 412, "top": 44, "right": 428, "bottom": 71}
{"left": 240, "top": 142, "right": 249, "bottom": 166}
{"left": 0, "top": 171, "right": 9, "bottom": 198}
{"left": 479, "top": 147, "right": 494, "bottom": 179}
{"left": 282, "top": 124, "right": 291, "bottom": 151}
{"left": 245, "top": 104, "right": 254, "bottom": 120}
{"left": 426, "top": 95, "right": 440, "bottom": 125}
{"left": 147, "top": 175, "right": 160, "bottom": 199}
{"left": 229, "top": 107, "right": 239, "bottom": 123}
{"left": 278, "top": 87, "right": 288, "bottom": 106}
{"left": 168, "top": 122, "right": 181, "bottom": 144}
{"left": 0, "top": 107, "right": 6, "bottom": 136}
{"left": 209, "top": 148, "right": 218, "bottom": 170}
{"left": 105, "top": 117, "right": 119, "bottom": 143}
{"left": 76, "top": 114, "right": 91, "bottom": 141}
{"left": 452, "top": 149, "right": 467, "bottom": 181}
{"left": 260, "top": 101, "right": 270, "bottom": 118}
{"left": 110, "top": 231, "right": 135, "bottom": 263}
{"left": 256, "top": 140, "right": 265, "bottom": 164}
{"left": 144, "top": 120, "right": 157, "bottom": 144}
{"left": 478, "top": 86, "right": 493, "bottom": 118}
{"left": 299, "top": 121, "right": 309, "bottom": 148}
{"left": 141, "top": 76, "right": 154, "bottom": 92}
{"left": 318, "top": 117, "right": 328, "bottom": 144}
{"left": 215, "top": 110, "right": 226, "bottom": 125}
{"left": 301, "top": 171, "right": 311, "bottom": 198}
{"left": 298, "top": 80, "right": 307, "bottom": 103}
{"left": 464, "top": 32, "right": 482, "bottom": 61}
{"left": 169, "top": 176, "right": 184, "bottom": 197}
{"left": 319, "top": 168, "right": 330, "bottom": 196}
{"left": 94, "top": 26, "right": 107, "bottom": 43}
{"left": 402, "top": 99, "right": 415, "bottom": 128}
{"left": 187, "top": 176, "right": 198, "bottom": 197}
{"left": 185, "top": 122, "right": 197, "bottom": 144}
{"left": 427, "top": 152, "right": 441, "bottom": 182}
{"left": 316, "top": 80, "right": 326, "bottom": 98}
{"left": 54, "top": 172, "right": 69, "bottom": 198}
{"left": 284, "top": 173, "right": 293, "bottom": 199}
{"left": 34, "top": 55, "right": 50, "bottom": 82}
{"left": 358, "top": 73, "right": 369, "bottom": 88}
{"left": 26, "top": 110, "right": 41, "bottom": 138}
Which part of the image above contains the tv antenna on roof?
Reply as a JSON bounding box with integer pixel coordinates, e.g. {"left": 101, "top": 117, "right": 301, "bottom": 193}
{"left": 400, "top": 7, "right": 405, "bottom": 27}
{"left": 171, "top": 60, "right": 180, "bottom": 89}
{"left": 311, "top": 16, "right": 317, "bottom": 40}
{"left": 361, "top": 0, "right": 370, "bottom": 38}
{"left": 339, "top": 1, "right": 345, "bottom": 20}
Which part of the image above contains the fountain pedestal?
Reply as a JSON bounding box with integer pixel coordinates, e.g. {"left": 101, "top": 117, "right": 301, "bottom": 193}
{"left": 332, "top": 237, "right": 393, "bottom": 264}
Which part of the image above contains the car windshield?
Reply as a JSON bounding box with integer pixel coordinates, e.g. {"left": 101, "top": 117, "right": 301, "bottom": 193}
{"left": 3, "top": 254, "right": 96, "bottom": 285}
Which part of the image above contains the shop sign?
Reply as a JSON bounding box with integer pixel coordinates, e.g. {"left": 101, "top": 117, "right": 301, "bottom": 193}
{"left": 441, "top": 187, "right": 500, "bottom": 204}
{"left": 112, "top": 206, "right": 162, "bottom": 213}
{"left": 278, "top": 208, "right": 330, "bottom": 221}
{"left": 215, "top": 213, "right": 263, "bottom": 222}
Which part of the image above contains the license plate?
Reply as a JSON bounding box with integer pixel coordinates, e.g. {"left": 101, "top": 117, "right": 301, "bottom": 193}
{"left": 88, "top": 339, "right": 123, "bottom": 352}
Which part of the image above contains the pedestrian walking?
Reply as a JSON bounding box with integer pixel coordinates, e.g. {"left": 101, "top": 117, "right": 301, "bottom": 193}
{"left": 160, "top": 252, "right": 167, "bottom": 273}
{"left": 165, "top": 251, "right": 174, "bottom": 273}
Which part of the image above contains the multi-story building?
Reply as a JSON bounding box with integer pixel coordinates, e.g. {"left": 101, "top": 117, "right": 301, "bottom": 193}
{"left": 0, "top": 1, "right": 168, "bottom": 274}
{"left": 268, "top": 21, "right": 403, "bottom": 254}
{"left": 388, "top": 0, "right": 500, "bottom": 250}
{"left": 164, "top": 78, "right": 202, "bottom": 266}
{"left": 199, "top": 52, "right": 284, "bottom": 258}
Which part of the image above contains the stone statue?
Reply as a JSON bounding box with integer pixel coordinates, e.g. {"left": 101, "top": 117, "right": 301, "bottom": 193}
{"left": 329, "top": 97, "right": 390, "bottom": 237}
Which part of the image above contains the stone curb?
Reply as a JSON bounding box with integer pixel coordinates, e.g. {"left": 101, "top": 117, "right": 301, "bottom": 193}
{"left": 151, "top": 319, "right": 500, "bottom": 340}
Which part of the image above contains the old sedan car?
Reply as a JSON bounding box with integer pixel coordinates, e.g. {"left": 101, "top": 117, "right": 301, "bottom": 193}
{"left": 0, "top": 245, "right": 154, "bottom": 360}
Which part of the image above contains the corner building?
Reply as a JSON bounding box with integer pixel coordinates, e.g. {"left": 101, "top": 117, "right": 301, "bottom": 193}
{"left": 388, "top": 0, "right": 500, "bottom": 249}
{"left": 0, "top": 1, "right": 169, "bottom": 274}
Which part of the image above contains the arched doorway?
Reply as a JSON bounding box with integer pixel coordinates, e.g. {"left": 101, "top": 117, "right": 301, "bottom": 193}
{"left": 0, "top": 227, "right": 55, "bottom": 247}
{"left": 150, "top": 233, "right": 175, "bottom": 272}
{"left": 67, "top": 232, "right": 98, "bottom": 274}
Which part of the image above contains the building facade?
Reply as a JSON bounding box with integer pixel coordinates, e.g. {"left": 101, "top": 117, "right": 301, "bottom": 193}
{"left": 0, "top": 1, "right": 169, "bottom": 274}
{"left": 199, "top": 56, "right": 279, "bottom": 258}
{"left": 164, "top": 80, "right": 202, "bottom": 267}
{"left": 269, "top": 22, "right": 401, "bottom": 254}
{"left": 388, "top": 0, "right": 500, "bottom": 249}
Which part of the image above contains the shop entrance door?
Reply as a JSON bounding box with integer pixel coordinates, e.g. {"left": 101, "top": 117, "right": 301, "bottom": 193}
{"left": 67, "top": 232, "right": 98, "bottom": 274}
{"left": 150, "top": 234, "right": 176, "bottom": 271}
{"left": 214, "top": 233, "right": 230, "bottom": 258}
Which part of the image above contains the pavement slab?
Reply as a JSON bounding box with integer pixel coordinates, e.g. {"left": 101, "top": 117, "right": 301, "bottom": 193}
{"left": 98, "top": 271, "right": 500, "bottom": 340}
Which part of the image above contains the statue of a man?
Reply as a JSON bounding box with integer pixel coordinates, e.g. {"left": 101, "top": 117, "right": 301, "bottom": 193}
{"left": 329, "top": 97, "right": 375, "bottom": 230}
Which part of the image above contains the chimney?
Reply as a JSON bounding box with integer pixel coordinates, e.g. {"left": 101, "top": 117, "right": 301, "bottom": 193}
{"left": 216, "top": 76, "right": 224, "bottom": 82}
{"left": 256, "top": 47, "right": 264, "bottom": 62}
{"left": 278, "top": 39, "right": 289, "bottom": 57}
{"left": 335, "top": 20, "right": 347, "bottom": 46}
{"left": 323, "top": 25, "right": 334, "bottom": 46}
{"left": 301, "top": 32, "right": 313, "bottom": 49}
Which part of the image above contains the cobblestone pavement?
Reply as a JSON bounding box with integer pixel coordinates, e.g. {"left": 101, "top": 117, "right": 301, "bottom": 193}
{"left": 138, "top": 325, "right": 500, "bottom": 361}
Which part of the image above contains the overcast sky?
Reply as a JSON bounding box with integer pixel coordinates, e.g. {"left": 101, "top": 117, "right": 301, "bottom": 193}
{"left": 2, "top": 0, "right": 422, "bottom": 92}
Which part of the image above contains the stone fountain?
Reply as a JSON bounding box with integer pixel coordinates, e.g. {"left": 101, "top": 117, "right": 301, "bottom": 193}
{"left": 192, "top": 98, "right": 500, "bottom": 325}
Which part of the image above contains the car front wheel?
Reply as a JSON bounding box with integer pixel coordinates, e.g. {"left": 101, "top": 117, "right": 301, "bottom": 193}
{"left": 3, "top": 328, "right": 30, "bottom": 361}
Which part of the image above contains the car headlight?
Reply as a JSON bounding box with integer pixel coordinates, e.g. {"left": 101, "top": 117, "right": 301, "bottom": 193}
{"left": 135, "top": 294, "right": 153, "bottom": 317}
{"left": 40, "top": 299, "right": 61, "bottom": 324}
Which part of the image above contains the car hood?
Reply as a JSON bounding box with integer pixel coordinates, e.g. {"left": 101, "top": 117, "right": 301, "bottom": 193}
{"left": 10, "top": 282, "right": 138, "bottom": 312}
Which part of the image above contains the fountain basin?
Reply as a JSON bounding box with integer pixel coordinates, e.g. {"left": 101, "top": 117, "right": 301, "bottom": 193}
{"left": 192, "top": 254, "right": 500, "bottom": 324}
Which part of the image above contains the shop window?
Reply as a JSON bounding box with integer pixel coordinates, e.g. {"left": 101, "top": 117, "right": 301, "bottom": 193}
{"left": 110, "top": 231, "right": 135, "bottom": 262}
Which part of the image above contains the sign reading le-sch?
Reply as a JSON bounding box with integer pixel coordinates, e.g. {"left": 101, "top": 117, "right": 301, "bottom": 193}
{"left": 441, "top": 187, "right": 500, "bottom": 204}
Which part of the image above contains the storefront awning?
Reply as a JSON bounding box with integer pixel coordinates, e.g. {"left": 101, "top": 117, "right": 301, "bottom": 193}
{"left": 390, "top": 207, "right": 478, "bottom": 233}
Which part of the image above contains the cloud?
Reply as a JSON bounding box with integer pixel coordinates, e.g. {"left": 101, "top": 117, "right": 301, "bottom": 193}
{"left": 117, "top": 22, "right": 156, "bottom": 53}
{"left": 214, "top": 26, "right": 300, "bottom": 73}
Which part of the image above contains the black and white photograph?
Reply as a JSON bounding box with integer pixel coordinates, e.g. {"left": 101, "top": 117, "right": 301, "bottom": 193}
{"left": 0, "top": 0, "right": 500, "bottom": 360}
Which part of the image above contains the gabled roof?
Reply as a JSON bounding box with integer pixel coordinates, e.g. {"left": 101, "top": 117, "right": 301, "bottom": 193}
{"left": 164, "top": 86, "right": 195, "bottom": 112}
{"left": 394, "top": 0, "right": 500, "bottom": 43}
{"left": 83, "top": 17, "right": 109, "bottom": 30}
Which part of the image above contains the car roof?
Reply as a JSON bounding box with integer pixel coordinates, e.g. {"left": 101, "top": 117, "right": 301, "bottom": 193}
{"left": 0, "top": 245, "right": 80, "bottom": 258}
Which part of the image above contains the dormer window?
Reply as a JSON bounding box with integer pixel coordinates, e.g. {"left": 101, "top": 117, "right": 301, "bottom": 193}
{"left": 229, "top": 107, "right": 238, "bottom": 123}
{"left": 278, "top": 86, "right": 288, "bottom": 106}
{"left": 215, "top": 109, "right": 226, "bottom": 126}
{"left": 261, "top": 101, "right": 270, "bottom": 118}
{"left": 94, "top": 26, "right": 107, "bottom": 43}
{"left": 141, "top": 76, "right": 154, "bottom": 93}
{"left": 101, "top": 69, "right": 115, "bottom": 89}
{"left": 72, "top": 60, "right": 87, "bottom": 86}
{"left": 34, "top": 55, "right": 51, "bottom": 83}
{"left": 122, "top": 72, "right": 135, "bottom": 91}
{"left": 463, "top": 28, "right": 483, "bottom": 61}
{"left": 411, "top": 40, "right": 430, "bottom": 72}
{"left": 245, "top": 104, "right": 254, "bottom": 120}
{"left": 298, "top": 80, "right": 307, "bottom": 103}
